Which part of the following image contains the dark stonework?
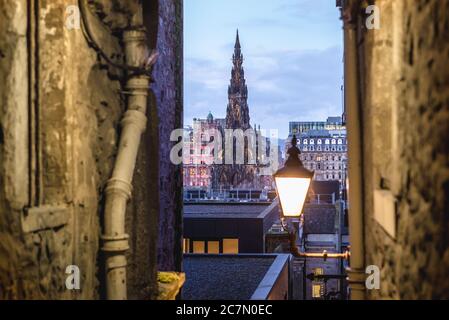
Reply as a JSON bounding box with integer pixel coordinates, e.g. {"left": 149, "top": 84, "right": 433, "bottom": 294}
{"left": 226, "top": 30, "right": 250, "bottom": 130}
{"left": 152, "top": 0, "right": 184, "bottom": 273}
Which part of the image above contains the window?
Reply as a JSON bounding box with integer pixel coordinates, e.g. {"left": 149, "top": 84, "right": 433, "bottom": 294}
{"left": 183, "top": 238, "right": 190, "bottom": 253}
{"left": 303, "top": 139, "right": 308, "bottom": 145}
{"left": 317, "top": 139, "right": 322, "bottom": 145}
{"left": 312, "top": 268, "right": 324, "bottom": 299}
{"left": 338, "top": 139, "right": 342, "bottom": 145}
{"left": 193, "top": 241, "right": 205, "bottom": 253}
{"left": 331, "top": 139, "right": 336, "bottom": 144}
{"left": 325, "top": 139, "right": 330, "bottom": 145}
{"left": 310, "top": 139, "right": 315, "bottom": 145}
{"left": 207, "top": 241, "right": 220, "bottom": 254}
{"left": 223, "top": 239, "right": 239, "bottom": 254}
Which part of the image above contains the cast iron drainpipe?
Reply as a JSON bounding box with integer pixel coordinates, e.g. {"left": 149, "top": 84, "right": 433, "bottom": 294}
{"left": 101, "top": 22, "right": 154, "bottom": 299}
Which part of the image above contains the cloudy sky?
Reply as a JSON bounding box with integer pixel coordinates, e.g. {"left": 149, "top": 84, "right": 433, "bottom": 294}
{"left": 184, "top": 0, "right": 343, "bottom": 138}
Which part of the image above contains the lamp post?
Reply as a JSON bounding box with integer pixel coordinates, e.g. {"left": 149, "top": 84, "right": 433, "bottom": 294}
{"left": 273, "top": 135, "right": 350, "bottom": 260}
{"left": 274, "top": 135, "right": 349, "bottom": 299}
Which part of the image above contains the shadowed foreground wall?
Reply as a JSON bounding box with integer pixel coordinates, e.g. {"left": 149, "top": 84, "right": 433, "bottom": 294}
{"left": 0, "top": 0, "right": 181, "bottom": 299}
{"left": 352, "top": 0, "right": 449, "bottom": 299}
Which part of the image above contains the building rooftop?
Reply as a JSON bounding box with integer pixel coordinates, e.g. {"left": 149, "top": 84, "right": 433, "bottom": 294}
{"left": 310, "top": 181, "right": 340, "bottom": 200}
{"left": 184, "top": 203, "right": 272, "bottom": 218}
{"left": 182, "top": 254, "right": 289, "bottom": 300}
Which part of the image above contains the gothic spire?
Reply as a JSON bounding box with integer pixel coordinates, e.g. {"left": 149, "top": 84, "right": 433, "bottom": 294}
{"left": 226, "top": 30, "right": 250, "bottom": 130}
{"left": 235, "top": 29, "right": 241, "bottom": 49}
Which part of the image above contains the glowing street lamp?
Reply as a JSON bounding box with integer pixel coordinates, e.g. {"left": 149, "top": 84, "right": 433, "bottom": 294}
{"left": 274, "top": 135, "right": 314, "bottom": 218}
{"left": 273, "top": 135, "right": 350, "bottom": 261}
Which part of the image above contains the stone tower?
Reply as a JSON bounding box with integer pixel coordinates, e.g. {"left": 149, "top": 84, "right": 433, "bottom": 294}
{"left": 226, "top": 30, "right": 250, "bottom": 130}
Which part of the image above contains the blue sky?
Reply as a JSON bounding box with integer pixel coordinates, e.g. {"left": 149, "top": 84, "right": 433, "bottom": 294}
{"left": 184, "top": 0, "right": 343, "bottom": 138}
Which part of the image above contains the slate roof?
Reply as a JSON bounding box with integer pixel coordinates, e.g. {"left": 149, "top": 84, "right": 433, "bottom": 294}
{"left": 182, "top": 255, "right": 276, "bottom": 300}
{"left": 183, "top": 203, "right": 270, "bottom": 218}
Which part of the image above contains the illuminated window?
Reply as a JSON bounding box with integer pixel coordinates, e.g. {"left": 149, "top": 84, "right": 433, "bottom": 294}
{"left": 183, "top": 238, "right": 190, "bottom": 253}
{"left": 207, "top": 241, "right": 220, "bottom": 254}
{"left": 223, "top": 239, "right": 239, "bottom": 254}
{"left": 312, "top": 284, "right": 323, "bottom": 299}
{"left": 189, "top": 168, "right": 195, "bottom": 176}
{"left": 193, "top": 241, "right": 205, "bottom": 253}
{"left": 303, "top": 139, "right": 308, "bottom": 145}
{"left": 312, "top": 268, "right": 324, "bottom": 299}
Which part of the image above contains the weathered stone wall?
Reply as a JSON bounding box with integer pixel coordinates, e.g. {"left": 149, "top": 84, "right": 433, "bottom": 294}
{"left": 152, "top": 0, "right": 184, "bottom": 272}
{"left": 356, "top": 0, "right": 449, "bottom": 299}
{"left": 0, "top": 0, "right": 122, "bottom": 299}
{"left": 0, "top": 0, "right": 177, "bottom": 300}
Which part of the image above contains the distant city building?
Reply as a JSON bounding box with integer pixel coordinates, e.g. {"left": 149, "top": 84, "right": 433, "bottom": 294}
{"left": 289, "top": 117, "right": 345, "bottom": 135}
{"left": 183, "top": 113, "right": 224, "bottom": 188}
{"left": 286, "top": 117, "right": 347, "bottom": 187}
{"left": 183, "top": 202, "right": 279, "bottom": 254}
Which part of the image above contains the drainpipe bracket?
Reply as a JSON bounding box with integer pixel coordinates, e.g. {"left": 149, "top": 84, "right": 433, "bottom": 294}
{"left": 346, "top": 267, "right": 366, "bottom": 289}
{"left": 101, "top": 233, "right": 130, "bottom": 252}
{"left": 126, "top": 77, "right": 150, "bottom": 90}
{"left": 123, "top": 29, "right": 147, "bottom": 43}
{"left": 105, "top": 178, "right": 132, "bottom": 199}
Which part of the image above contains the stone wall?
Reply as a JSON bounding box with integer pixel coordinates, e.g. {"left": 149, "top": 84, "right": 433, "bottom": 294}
{"left": 152, "top": 0, "right": 184, "bottom": 272}
{"left": 0, "top": 0, "right": 180, "bottom": 300}
{"left": 355, "top": 0, "right": 449, "bottom": 299}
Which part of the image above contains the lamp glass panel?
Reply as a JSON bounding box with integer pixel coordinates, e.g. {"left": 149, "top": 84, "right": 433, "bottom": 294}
{"left": 275, "top": 177, "right": 311, "bottom": 217}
